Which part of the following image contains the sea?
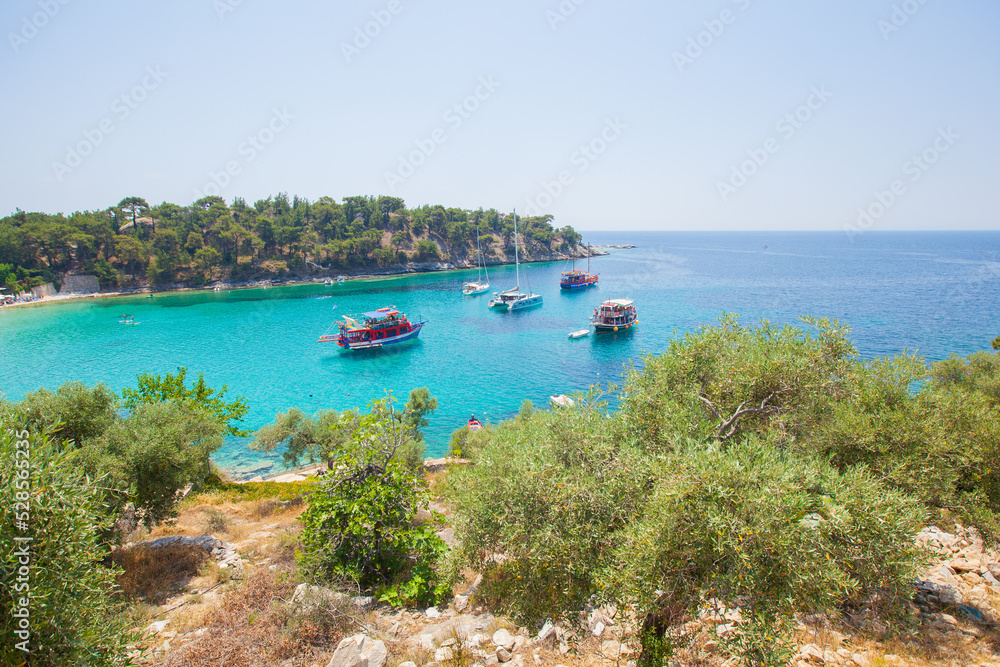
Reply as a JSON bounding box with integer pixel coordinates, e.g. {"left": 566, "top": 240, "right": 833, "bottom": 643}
{"left": 1, "top": 231, "right": 997, "bottom": 478}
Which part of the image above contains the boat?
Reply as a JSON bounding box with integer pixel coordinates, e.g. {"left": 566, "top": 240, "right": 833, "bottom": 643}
{"left": 559, "top": 243, "right": 598, "bottom": 289}
{"left": 550, "top": 394, "right": 575, "bottom": 408}
{"left": 467, "top": 415, "right": 483, "bottom": 431}
{"left": 568, "top": 329, "right": 590, "bottom": 339}
{"left": 488, "top": 210, "right": 542, "bottom": 311}
{"left": 317, "top": 306, "right": 426, "bottom": 350}
{"left": 324, "top": 278, "right": 333, "bottom": 285}
{"left": 462, "top": 226, "right": 491, "bottom": 296}
{"left": 591, "top": 298, "right": 637, "bottom": 333}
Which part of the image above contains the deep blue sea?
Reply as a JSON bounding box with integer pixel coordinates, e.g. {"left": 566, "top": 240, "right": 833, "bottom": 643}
{"left": 1, "top": 231, "right": 997, "bottom": 478}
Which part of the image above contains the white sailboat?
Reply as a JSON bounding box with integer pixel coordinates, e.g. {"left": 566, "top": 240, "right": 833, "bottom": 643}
{"left": 488, "top": 209, "right": 542, "bottom": 311}
{"left": 462, "top": 225, "right": 490, "bottom": 296}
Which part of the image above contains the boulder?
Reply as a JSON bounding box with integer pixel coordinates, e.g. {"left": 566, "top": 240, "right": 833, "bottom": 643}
{"left": 492, "top": 628, "right": 516, "bottom": 651}
{"left": 326, "top": 634, "right": 387, "bottom": 667}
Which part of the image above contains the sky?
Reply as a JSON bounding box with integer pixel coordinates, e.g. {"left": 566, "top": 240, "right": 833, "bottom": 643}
{"left": 1, "top": 0, "right": 998, "bottom": 232}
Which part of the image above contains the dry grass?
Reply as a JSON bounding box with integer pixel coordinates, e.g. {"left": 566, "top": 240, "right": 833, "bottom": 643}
{"left": 111, "top": 544, "right": 210, "bottom": 605}
{"left": 156, "top": 567, "right": 352, "bottom": 667}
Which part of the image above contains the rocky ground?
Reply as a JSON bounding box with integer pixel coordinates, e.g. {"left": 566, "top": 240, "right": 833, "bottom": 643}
{"left": 127, "top": 469, "right": 1000, "bottom": 667}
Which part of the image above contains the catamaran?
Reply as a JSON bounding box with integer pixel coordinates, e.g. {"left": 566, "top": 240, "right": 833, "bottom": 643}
{"left": 488, "top": 210, "right": 542, "bottom": 311}
{"left": 318, "top": 306, "right": 426, "bottom": 350}
{"left": 591, "top": 298, "right": 637, "bottom": 333}
{"left": 560, "top": 243, "right": 598, "bottom": 289}
{"left": 462, "top": 226, "right": 490, "bottom": 296}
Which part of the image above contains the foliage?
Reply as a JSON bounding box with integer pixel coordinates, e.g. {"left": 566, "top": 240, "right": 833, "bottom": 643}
{"left": 0, "top": 418, "right": 138, "bottom": 666}
{"left": 79, "top": 400, "right": 225, "bottom": 524}
{"left": 15, "top": 380, "right": 118, "bottom": 446}
{"left": 298, "top": 397, "right": 449, "bottom": 604}
{"left": 122, "top": 366, "right": 249, "bottom": 436}
{"left": 448, "top": 404, "right": 653, "bottom": 626}
{"left": 250, "top": 407, "right": 359, "bottom": 468}
{"left": 603, "top": 438, "right": 925, "bottom": 643}
{"left": 0, "top": 195, "right": 583, "bottom": 288}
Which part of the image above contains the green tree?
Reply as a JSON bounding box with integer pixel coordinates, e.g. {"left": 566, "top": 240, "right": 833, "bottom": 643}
{"left": 250, "top": 407, "right": 359, "bottom": 469}
{"left": 1, "top": 419, "right": 138, "bottom": 666}
{"left": 81, "top": 401, "right": 225, "bottom": 524}
{"left": 298, "top": 397, "right": 449, "bottom": 605}
{"left": 16, "top": 381, "right": 118, "bottom": 447}
{"left": 121, "top": 367, "right": 249, "bottom": 436}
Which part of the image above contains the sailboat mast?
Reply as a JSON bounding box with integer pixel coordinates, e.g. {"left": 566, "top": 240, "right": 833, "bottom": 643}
{"left": 475, "top": 226, "right": 482, "bottom": 283}
{"left": 513, "top": 209, "right": 520, "bottom": 289}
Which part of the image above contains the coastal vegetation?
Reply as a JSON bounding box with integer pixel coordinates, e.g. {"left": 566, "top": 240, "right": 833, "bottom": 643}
{"left": 2, "top": 318, "right": 1000, "bottom": 665}
{"left": 0, "top": 194, "right": 583, "bottom": 293}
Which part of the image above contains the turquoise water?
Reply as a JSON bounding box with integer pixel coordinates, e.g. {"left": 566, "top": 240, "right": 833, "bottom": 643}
{"left": 1, "top": 231, "right": 998, "bottom": 478}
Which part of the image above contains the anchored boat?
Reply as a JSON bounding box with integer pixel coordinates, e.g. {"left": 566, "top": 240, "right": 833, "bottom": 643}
{"left": 591, "top": 298, "right": 637, "bottom": 333}
{"left": 488, "top": 209, "right": 542, "bottom": 311}
{"left": 560, "top": 243, "right": 598, "bottom": 289}
{"left": 463, "top": 226, "right": 491, "bottom": 296}
{"left": 318, "top": 306, "right": 425, "bottom": 350}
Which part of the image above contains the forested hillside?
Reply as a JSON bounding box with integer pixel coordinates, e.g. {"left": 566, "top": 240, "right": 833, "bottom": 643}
{"left": 0, "top": 194, "right": 584, "bottom": 293}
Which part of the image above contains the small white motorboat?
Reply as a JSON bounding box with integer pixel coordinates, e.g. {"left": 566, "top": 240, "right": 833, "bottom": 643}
{"left": 550, "top": 394, "right": 575, "bottom": 408}
{"left": 568, "top": 329, "right": 590, "bottom": 339}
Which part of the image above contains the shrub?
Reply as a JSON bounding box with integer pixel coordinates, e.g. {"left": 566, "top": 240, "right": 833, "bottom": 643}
{"left": 298, "top": 398, "right": 449, "bottom": 606}
{"left": 110, "top": 543, "right": 209, "bottom": 605}
{"left": 449, "top": 403, "right": 654, "bottom": 626}
{"left": 602, "top": 438, "right": 926, "bottom": 640}
{"left": 0, "top": 419, "right": 137, "bottom": 666}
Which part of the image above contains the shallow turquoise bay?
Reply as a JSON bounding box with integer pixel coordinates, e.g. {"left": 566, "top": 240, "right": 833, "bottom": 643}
{"left": 1, "top": 231, "right": 997, "bottom": 478}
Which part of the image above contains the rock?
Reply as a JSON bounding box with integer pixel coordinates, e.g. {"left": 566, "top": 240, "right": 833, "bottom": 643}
{"left": 850, "top": 655, "right": 870, "bottom": 667}
{"left": 426, "top": 606, "right": 442, "bottom": 619}
{"left": 435, "top": 647, "right": 454, "bottom": 662}
{"left": 799, "top": 644, "right": 825, "bottom": 663}
{"left": 703, "top": 640, "right": 719, "bottom": 654}
{"left": 940, "top": 613, "right": 959, "bottom": 626}
{"left": 951, "top": 558, "right": 979, "bottom": 573}
{"left": 493, "top": 628, "right": 516, "bottom": 651}
{"left": 397, "top": 663, "right": 417, "bottom": 667}
{"left": 537, "top": 621, "right": 556, "bottom": 644}
{"left": 716, "top": 623, "right": 736, "bottom": 637}
{"left": 592, "top": 621, "right": 605, "bottom": 637}
{"left": 326, "top": 634, "right": 387, "bottom": 667}
{"left": 822, "top": 650, "right": 839, "bottom": 664}
{"left": 984, "top": 571, "right": 1000, "bottom": 586}
{"left": 496, "top": 647, "right": 512, "bottom": 663}
{"left": 453, "top": 594, "right": 469, "bottom": 612}
{"left": 147, "top": 620, "right": 169, "bottom": 634}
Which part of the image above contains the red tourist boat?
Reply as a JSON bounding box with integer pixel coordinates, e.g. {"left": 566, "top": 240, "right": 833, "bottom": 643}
{"left": 318, "top": 306, "right": 426, "bottom": 350}
{"left": 560, "top": 243, "right": 598, "bottom": 289}
{"left": 467, "top": 415, "right": 483, "bottom": 431}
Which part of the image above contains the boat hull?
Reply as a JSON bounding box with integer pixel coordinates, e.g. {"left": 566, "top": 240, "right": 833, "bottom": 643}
{"left": 463, "top": 283, "right": 490, "bottom": 296}
{"left": 592, "top": 320, "right": 637, "bottom": 333}
{"left": 320, "top": 321, "right": 426, "bottom": 350}
{"left": 508, "top": 294, "right": 543, "bottom": 311}
{"left": 560, "top": 276, "right": 599, "bottom": 289}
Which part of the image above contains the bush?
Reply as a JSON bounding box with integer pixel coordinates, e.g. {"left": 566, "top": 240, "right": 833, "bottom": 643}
{"left": 298, "top": 398, "right": 449, "bottom": 606}
{"left": 0, "top": 419, "right": 137, "bottom": 666}
{"left": 603, "top": 438, "right": 926, "bottom": 639}
{"left": 449, "top": 403, "right": 654, "bottom": 626}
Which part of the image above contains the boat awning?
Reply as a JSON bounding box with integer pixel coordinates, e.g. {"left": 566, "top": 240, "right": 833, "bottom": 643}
{"left": 603, "top": 298, "right": 633, "bottom": 306}
{"left": 362, "top": 307, "right": 399, "bottom": 318}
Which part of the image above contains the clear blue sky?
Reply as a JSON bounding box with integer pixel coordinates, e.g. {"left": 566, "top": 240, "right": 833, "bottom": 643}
{"left": 1, "top": 0, "right": 997, "bottom": 231}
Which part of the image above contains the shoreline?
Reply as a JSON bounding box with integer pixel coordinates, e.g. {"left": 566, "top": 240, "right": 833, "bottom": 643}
{"left": 0, "top": 248, "right": 610, "bottom": 312}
